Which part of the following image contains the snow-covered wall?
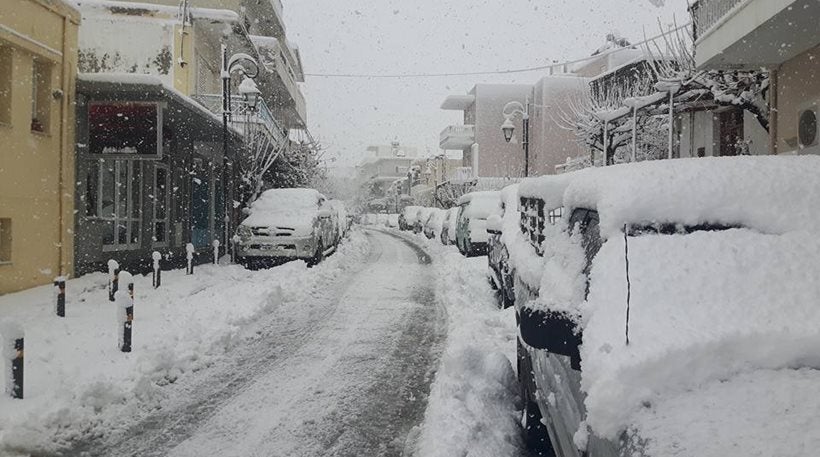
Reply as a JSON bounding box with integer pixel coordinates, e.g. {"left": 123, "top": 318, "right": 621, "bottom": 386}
{"left": 76, "top": 4, "right": 175, "bottom": 85}
{"left": 529, "top": 75, "right": 590, "bottom": 175}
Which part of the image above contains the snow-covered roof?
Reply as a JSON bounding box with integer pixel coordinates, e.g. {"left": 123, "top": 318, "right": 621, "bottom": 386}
{"left": 458, "top": 191, "right": 502, "bottom": 219}
{"left": 457, "top": 191, "right": 500, "bottom": 206}
{"left": 77, "top": 73, "right": 241, "bottom": 135}
{"left": 71, "top": 0, "right": 239, "bottom": 22}
{"left": 440, "top": 94, "right": 475, "bottom": 111}
{"left": 563, "top": 156, "right": 820, "bottom": 238}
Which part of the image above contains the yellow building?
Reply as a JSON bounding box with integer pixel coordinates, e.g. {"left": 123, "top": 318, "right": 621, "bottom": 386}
{"left": 0, "top": 0, "right": 79, "bottom": 294}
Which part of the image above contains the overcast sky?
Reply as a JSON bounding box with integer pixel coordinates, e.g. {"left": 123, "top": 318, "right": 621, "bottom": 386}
{"left": 282, "top": 0, "right": 689, "bottom": 173}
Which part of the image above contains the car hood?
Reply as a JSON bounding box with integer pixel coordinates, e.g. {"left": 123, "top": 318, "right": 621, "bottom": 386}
{"left": 628, "top": 367, "right": 820, "bottom": 457}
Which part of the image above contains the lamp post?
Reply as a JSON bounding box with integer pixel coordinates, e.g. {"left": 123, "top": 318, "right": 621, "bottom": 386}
{"left": 220, "top": 45, "right": 259, "bottom": 260}
{"left": 654, "top": 79, "right": 682, "bottom": 160}
{"left": 501, "top": 99, "right": 530, "bottom": 177}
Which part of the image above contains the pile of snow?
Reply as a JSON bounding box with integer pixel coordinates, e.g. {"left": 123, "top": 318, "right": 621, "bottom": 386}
{"left": 407, "top": 235, "right": 526, "bottom": 457}
{"left": 427, "top": 209, "right": 447, "bottom": 236}
{"left": 563, "top": 156, "right": 820, "bottom": 238}
{"left": 0, "top": 232, "right": 370, "bottom": 455}
{"left": 403, "top": 206, "right": 422, "bottom": 225}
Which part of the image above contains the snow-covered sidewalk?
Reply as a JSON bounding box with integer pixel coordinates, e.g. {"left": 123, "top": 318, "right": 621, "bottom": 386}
{"left": 0, "top": 232, "right": 370, "bottom": 456}
{"left": 403, "top": 232, "right": 527, "bottom": 457}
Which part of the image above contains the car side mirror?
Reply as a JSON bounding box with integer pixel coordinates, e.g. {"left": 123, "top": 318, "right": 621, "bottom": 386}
{"left": 318, "top": 209, "right": 332, "bottom": 219}
{"left": 486, "top": 215, "right": 503, "bottom": 235}
{"left": 519, "top": 307, "right": 583, "bottom": 370}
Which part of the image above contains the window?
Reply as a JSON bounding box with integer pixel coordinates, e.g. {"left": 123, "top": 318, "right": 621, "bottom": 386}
{"left": 0, "top": 46, "right": 11, "bottom": 125}
{"left": 31, "top": 59, "right": 51, "bottom": 133}
{"left": 153, "top": 164, "right": 170, "bottom": 246}
{"left": 0, "top": 218, "right": 11, "bottom": 263}
{"left": 88, "top": 102, "right": 161, "bottom": 156}
{"left": 86, "top": 159, "right": 142, "bottom": 250}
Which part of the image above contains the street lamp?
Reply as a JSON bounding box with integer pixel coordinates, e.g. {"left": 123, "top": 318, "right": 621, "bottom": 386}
{"left": 221, "top": 45, "right": 260, "bottom": 260}
{"left": 238, "top": 76, "right": 262, "bottom": 112}
{"left": 501, "top": 99, "right": 531, "bottom": 177}
{"left": 654, "top": 79, "right": 682, "bottom": 160}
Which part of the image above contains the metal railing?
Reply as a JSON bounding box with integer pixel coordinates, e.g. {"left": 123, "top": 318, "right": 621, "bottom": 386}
{"left": 193, "top": 94, "right": 287, "bottom": 144}
{"left": 439, "top": 125, "right": 475, "bottom": 144}
{"left": 690, "top": 0, "right": 745, "bottom": 40}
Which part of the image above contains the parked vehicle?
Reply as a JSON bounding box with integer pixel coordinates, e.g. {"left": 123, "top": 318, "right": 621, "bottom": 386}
{"left": 400, "top": 205, "right": 421, "bottom": 231}
{"left": 515, "top": 157, "right": 820, "bottom": 457}
{"left": 486, "top": 184, "right": 518, "bottom": 309}
{"left": 328, "top": 199, "right": 348, "bottom": 242}
{"left": 423, "top": 208, "right": 447, "bottom": 240}
{"left": 440, "top": 207, "right": 460, "bottom": 245}
{"left": 414, "top": 207, "right": 435, "bottom": 234}
{"left": 236, "top": 188, "right": 335, "bottom": 267}
{"left": 455, "top": 191, "right": 502, "bottom": 257}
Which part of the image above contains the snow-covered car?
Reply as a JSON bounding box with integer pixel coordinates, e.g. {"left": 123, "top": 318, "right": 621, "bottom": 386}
{"left": 515, "top": 156, "right": 820, "bottom": 457}
{"left": 235, "top": 188, "right": 335, "bottom": 267}
{"left": 413, "top": 207, "right": 435, "bottom": 234}
{"left": 486, "top": 184, "right": 518, "bottom": 309}
{"left": 386, "top": 213, "right": 400, "bottom": 228}
{"left": 455, "top": 191, "right": 502, "bottom": 257}
{"left": 440, "top": 207, "right": 460, "bottom": 245}
{"left": 400, "top": 205, "right": 421, "bottom": 231}
{"left": 327, "top": 199, "right": 348, "bottom": 243}
{"left": 423, "top": 208, "right": 447, "bottom": 240}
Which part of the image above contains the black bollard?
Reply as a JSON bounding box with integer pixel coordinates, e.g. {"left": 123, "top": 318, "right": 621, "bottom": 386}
{"left": 152, "top": 251, "right": 162, "bottom": 289}
{"left": 108, "top": 259, "right": 120, "bottom": 302}
{"left": 54, "top": 277, "right": 66, "bottom": 317}
{"left": 116, "top": 272, "right": 134, "bottom": 353}
{"left": 11, "top": 338, "right": 23, "bottom": 399}
{"left": 186, "top": 243, "right": 195, "bottom": 275}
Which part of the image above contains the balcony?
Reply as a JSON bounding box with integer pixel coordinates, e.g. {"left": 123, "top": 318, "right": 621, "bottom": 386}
{"left": 193, "top": 94, "right": 288, "bottom": 145}
{"left": 439, "top": 124, "right": 475, "bottom": 150}
{"left": 251, "top": 35, "right": 307, "bottom": 129}
{"left": 692, "top": 0, "right": 819, "bottom": 69}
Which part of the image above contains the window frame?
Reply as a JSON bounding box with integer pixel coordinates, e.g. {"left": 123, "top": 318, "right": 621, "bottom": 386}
{"left": 30, "top": 58, "right": 52, "bottom": 134}
{"left": 87, "top": 101, "right": 164, "bottom": 159}
{"left": 0, "top": 218, "right": 11, "bottom": 264}
{"left": 88, "top": 158, "right": 143, "bottom": 252}
{"left": 152, "top": 163, "right": 171, "bottom": 247}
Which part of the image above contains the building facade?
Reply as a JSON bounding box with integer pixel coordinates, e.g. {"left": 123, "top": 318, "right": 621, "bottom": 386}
{"left": 440, "top": 84, "right": 531, "bottom": 178}
{"left": 691, "top": 0, "right": 820, "bottom": 155}
{"left": 0, "top": 0, "right": 79, "bottom": 294}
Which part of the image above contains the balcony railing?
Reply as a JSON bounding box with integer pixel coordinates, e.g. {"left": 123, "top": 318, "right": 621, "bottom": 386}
{"left": 690, "top": 0, "right": 745, "bottom": 40}
{"left": 193, "top": 94, "right": 287, "bottom": 144}
{"left": 439, "top": 124, "right": 475, "bottom": 149}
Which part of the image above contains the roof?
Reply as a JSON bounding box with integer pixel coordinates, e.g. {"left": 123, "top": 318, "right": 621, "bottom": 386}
{"left": 71, "top": 0, "right": 239, "bottom": 22}
{"left": 563, "top": 156, "right": 820, "bottom": 238}
{"left": 77, "top": 73, "right": 242, "bottom": 136}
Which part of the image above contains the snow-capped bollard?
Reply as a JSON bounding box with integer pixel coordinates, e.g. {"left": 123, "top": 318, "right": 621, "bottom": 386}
{"left": 152, "top": 251, "right": 162, "bottom": 289}
{"left": 231, "top": 235, "right": 240, "bottom": 264}
{"left": 186, "top": 243, "right": 195, "bottom": 275}
{"left": 1, "top": 320, "right": 24, "bottom": 399}
{"left": 212, "top": 239, "right": 220, "bottom": 265}
{"left": 54, "top": 276, "right": 66, "bottom": 317}
{"left": 108, "top": 259, "right": 120, "bottom": 302}
{"left": 117, "top": 271, "right": 134, "bottom": 353}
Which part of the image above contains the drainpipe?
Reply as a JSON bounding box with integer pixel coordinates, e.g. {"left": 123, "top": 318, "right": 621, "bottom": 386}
{"left": 57, "top": 14, "right": 71, "bottom": 277}
{"left": 769, "top": 67, "right": 779, "bottom": 155}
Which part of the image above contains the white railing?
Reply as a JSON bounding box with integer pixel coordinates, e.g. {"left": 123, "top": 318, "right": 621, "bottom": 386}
{"left": 193, "top": 94, "right": 287, "bottom": 144}
{"left": 439, "top": 124, "right": 475, "bottom": 148}
{"left": 691, "top": 0, "right": 745, "bottom": 40}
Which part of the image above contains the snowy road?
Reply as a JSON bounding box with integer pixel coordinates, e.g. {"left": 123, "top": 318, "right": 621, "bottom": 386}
{"left": 75, "top": 229, "right": 446, "bottom": 457}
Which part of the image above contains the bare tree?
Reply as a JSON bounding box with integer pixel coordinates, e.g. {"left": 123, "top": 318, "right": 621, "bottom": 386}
{"left": 238, "top": 128, "right": 288, "bottom": 206}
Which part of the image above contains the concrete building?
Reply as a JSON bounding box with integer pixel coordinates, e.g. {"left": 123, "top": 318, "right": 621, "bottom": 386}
{"left": 440, "top": 84, "right": 531, "bottom": 178}
{"left": 0, "top": 0, "right": 79, "bottom": 294}
{"left": 527, "top": 75, "right": 590, "bottom": 175}
{"left": 692, "top": 0, "right": 819, "bottom": 156}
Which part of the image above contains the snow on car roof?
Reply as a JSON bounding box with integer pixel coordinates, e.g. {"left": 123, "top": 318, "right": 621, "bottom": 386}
{"left": 518, "top": 169, "right": 588, "bottom": 210}
{"left": 581, "top": 228, "right": 820, "bottom": 444}
{"left": 456, "top": 191, "right": 500, "bottom": 206}
{"left": 563, "top": 156, "right": 820, "bottom": 238}
{"left": 252, "top": 188, "right": 322, "bottom": 210}
{"left": 458, "top": 191, "right": 502, "bottom": 219}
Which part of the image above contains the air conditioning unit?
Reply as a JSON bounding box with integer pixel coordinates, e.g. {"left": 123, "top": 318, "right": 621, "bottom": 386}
{"left": 797, "top": 103, "right": 819, "bottom": 153}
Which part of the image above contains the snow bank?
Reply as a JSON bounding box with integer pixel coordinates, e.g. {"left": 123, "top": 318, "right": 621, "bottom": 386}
{"left": 403, "top": 206, "right": 422, "bottom": 225}
{"left": 581, "top": 228, "right": 820, "bottom": 445}
{"left": 408, "top": 235, "right": 526, "bottom": 457}
{"left": 564, "top": 156, "right": 820, "bottom": 239}
{"left": 0, "top": 231, "right": 370, "bottom": 455}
